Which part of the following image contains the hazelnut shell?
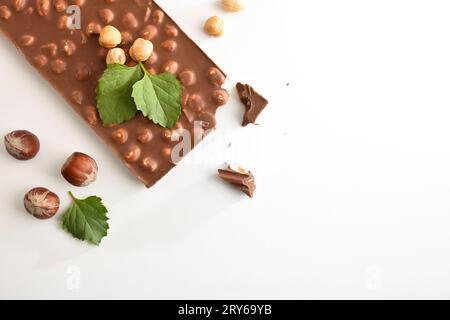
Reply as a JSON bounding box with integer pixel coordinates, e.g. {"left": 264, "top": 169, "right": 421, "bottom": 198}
{"left": 4, "top": 130, "right": 40, "bottom": 160}
{"left": 61, "top": 152, "right": 98, "bottom": 187}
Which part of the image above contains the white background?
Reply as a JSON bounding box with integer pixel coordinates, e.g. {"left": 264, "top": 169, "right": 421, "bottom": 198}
{"left": 1, "top": 0, "right": 450, "bottom": 299}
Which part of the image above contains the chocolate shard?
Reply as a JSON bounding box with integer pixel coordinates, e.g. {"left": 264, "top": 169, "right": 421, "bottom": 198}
{"left": 218, "top": 165, "right": 256, "bottom": 198}
{"left": 236, "top": 82, "right": 268, "bottom": 126}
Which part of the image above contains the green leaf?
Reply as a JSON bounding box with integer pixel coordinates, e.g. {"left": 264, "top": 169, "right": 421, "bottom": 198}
{"left": 96, "top": 64, "right": 144, "bottom": 125}
{"left": 132, "top": 71, "right": 182, "bottom": 128}
{"left": 61, "top": 192, "right": 109, "bottom": 246}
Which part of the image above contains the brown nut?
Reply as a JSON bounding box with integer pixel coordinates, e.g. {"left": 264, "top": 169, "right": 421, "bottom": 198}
{"left": 50, "top": 59, "right": 67, "bottom": 74}
{"left": 60, "top": 39, "right": 76, "bottom": 56}
{"left": 221, "top": 0, "right": 244, "bottom": 12}
{"left": 129, "top": 38, "right": 153, "bottom": 62}
{"left": 204, "top": 16, "right": 224, "bottom": 37}
{"left": 98, "top": 8, "right": 114, "bottom": 24}
{"left": 0, "top": 6, "right": 12, "bottom": 20}
{"left": 212, "top": 89, "right": 229, "bottom": 106}
{"left": 75, "top": 63, "right": 91, "bottom": 81}
{"left": 124, "top": 145, "right": 141, "bottom": 163}
{"left": 61, "top": 152, "right": 98, "bottom": 187}
{"left": 13, "top": 0, "right": 27, "bottom": 12}
{"left": 179, "top": 70, "right": 196, "bottom": 87}
{"left": 54, "top": 0, "right": 66, "bottom": 13}
{"left": 33, "top": 54, "right": 48, "bottom": 68}
{"left": 122, "top": 12, "right": 138, "bottom": 29}
{"left": 141, "top": 25, "right": 158, "bottom": 40}
{"left": 140, "top": 157, "right": 158, "bottom": 172}
{"left": 161, "top": 39, "right": 177, "bottom": 52}
{"left": 4, "top": 130, "right": 40, "bottom": 160}
{"left": 106, "top": 48, "right": 126, "bottom": 65}
{"left": 152, "top": 9, "right": 164, "bottom": 24}
{"left": 20, "top": 35, "right": 35, "bottom": 47}
{"left": 36, "top": 0, "right": 50, "bottom": 17}
{"left": 207, "top": 67, "right": 226, "bottom": 87}
{"left": 121, "top": 31, "right": 133, "bottom": 45}
{"left": 99, "top": 25, "right": 122, "bottom": 48}
{"left": 24, "top": 187, "right": 60, "bottom": 220}
{"left": 137, "top": 127, "right": 153, "bottom": 144}
{"left": 86, "top": 22, "right": 102, "bottom": 35}
{"left": 111, "top": 128, "right": 128, "bottom": 144}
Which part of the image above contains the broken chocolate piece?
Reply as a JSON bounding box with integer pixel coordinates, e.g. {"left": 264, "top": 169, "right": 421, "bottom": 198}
{"left": 218, "top": 165, "right": 256, "bottom": 198}
{"left": 236, "top": 82, "right": 268, "bottom": 126}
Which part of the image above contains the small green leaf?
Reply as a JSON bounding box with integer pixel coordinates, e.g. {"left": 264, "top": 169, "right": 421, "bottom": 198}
{"left": 61, "top": 192, "right": 109, "bottom": 246}
{"left": 96, "top": 64, "right": 144, "bottom": 125}
{"left": 132, "top": 71, "right": 182, "bottom": 128}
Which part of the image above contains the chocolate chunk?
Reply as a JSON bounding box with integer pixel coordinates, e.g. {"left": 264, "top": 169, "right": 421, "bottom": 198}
{"left": 236, "top": 82, "right": 268, "bottom": 126}
{"left": 0, "top": 0, "right": 228, "bottom": 188}
{"left": 218, "top": 165, "right": 256, "bottom": 198}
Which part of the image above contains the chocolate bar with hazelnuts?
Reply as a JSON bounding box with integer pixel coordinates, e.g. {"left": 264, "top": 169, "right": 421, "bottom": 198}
{"left": 0, "top": 0, "right": 228, "bottom": 187}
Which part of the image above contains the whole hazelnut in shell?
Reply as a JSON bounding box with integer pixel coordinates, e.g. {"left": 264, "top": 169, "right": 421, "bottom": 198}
{"left": 4, "top": 130, "right": 40, "bottom": 160}
{"left": 24, "top": 187, "right": 60, "bottom": 220}
{"left": 61, "top": 152, "right": 98, "bottom": 187}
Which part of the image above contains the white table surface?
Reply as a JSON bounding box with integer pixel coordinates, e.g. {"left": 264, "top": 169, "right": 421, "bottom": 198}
{"left": 1, "top": 0, "right": 450, "bottom": 299}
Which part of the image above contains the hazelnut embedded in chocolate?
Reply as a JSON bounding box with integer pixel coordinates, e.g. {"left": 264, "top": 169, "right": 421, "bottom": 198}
{"left": 165, "top": 25, "right": 178, "bottom": 37}
{"left": 212, "top": 89, "right": 229, "bottom": 106}
{"left": 86, "top": 22, "right": 102, "bottom": 35}
{"left": 36, "top": 0, "right": 50, "bottom": 17}
{"left": 60, "top": 39, "right": 76, "bottom": 56}
{"left": 161, "top": 39, "right": 177, "bottom": 52}
{"left": 0, "top": 5, "right": 12, "bottom": 20}
{"left": 106, "top": 48, "right": 126, "bottom": 65}
{"left": 179, "top": 70, "right": 196, "bottom": 87}
{"left": 13, "top": 0, "right": 27, "bottom": 12}
{"left": 152, "top": 10, "right": 164, "bottom": 24}
{"left": 111, "top": 128, "right": 129, "bottom": 144}
{"left": 141, "top": 157, "right": 158, "bottom": 172}
{"left": 207, "top": 67, "right": 226, "bottom": 87}
{"left": 136, "top": 128, "right": 153, "bottom": 144}
{"left": 161, "top": 60, "right": 178, "bottom": 74}
{"left": 140, "top": 25, "right": 158, "bottom": 41}
{"left": 99, "top": 8, "right": 115, "bottom": 24}
{"left": 75, "top": 63, "right": 91, "bottom": 81}
{"left": 50, "top": 59, "right": 67, "bottom": 74}
{"left": 54, "top": 0, "right": 67, "bottom": 13}
{"left": 204, "top": 16, "right": 224, "bottom": 37}
{"left": 122, "top": 12, "right": 139, "bottom": 29}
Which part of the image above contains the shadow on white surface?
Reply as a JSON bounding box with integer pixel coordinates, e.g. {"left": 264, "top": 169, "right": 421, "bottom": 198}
{"left": 109, "top": 174, "right": 244, "bottom": 248}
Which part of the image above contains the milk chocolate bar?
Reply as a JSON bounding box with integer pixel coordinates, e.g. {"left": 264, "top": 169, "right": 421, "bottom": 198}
{"left": 0, "top": 0, "right": 228, "bottom": 187}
